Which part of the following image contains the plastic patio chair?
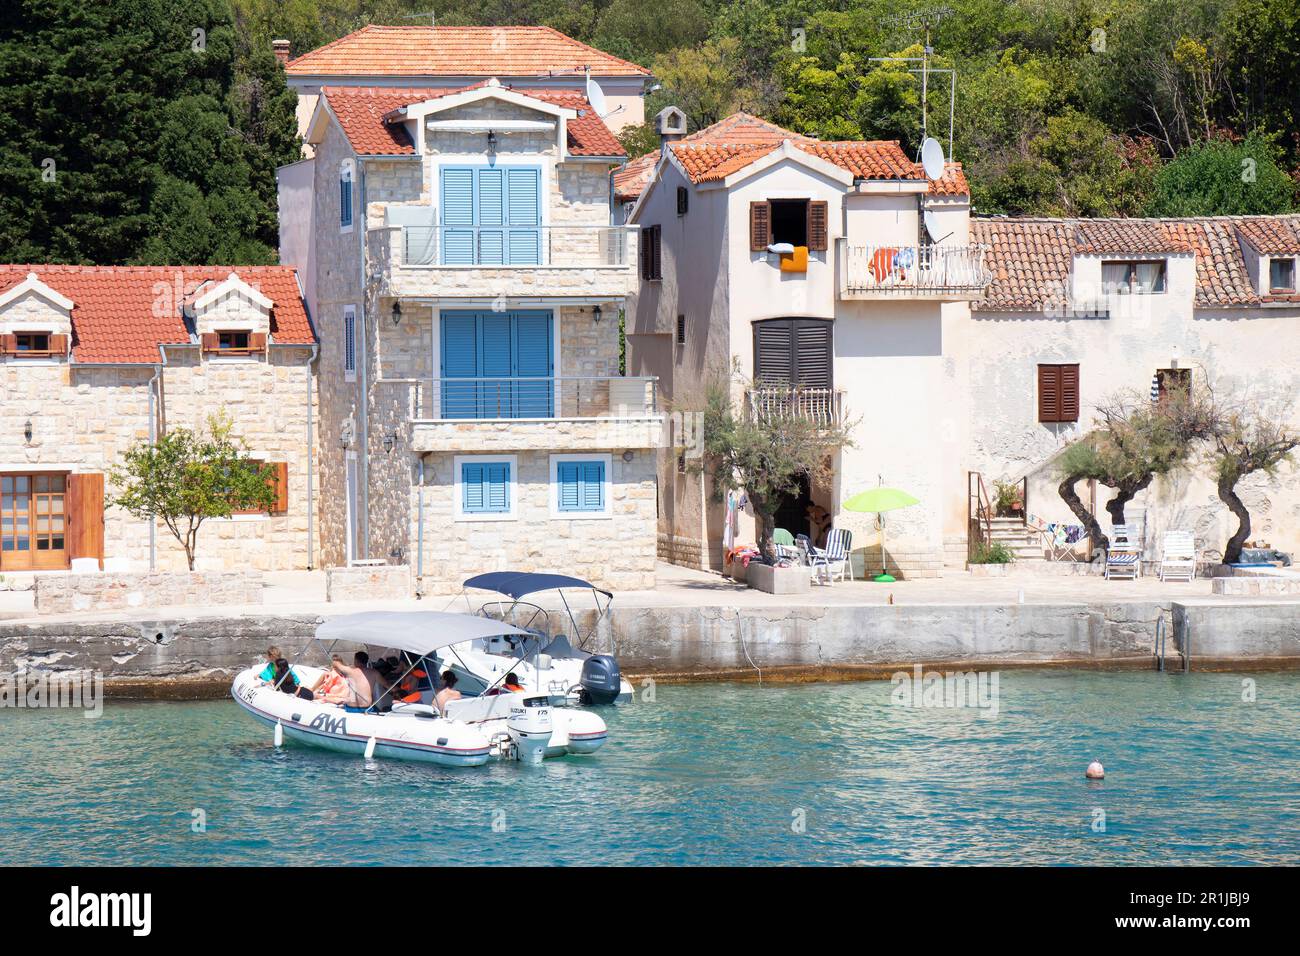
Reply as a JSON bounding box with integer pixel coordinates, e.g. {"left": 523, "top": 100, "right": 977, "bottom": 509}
{"left": 1105, "top": 524, "right": 1141, "bottom": 580}
{"left": 773, "top": 527, "right": 799, "bottom": 562}
{"left": 1159, "top": 531, "right": 1196, "bottom": 582}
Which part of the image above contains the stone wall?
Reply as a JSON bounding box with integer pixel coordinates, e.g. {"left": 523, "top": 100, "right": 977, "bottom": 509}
{"left": 411, "top": 448, "right": 657, "bottom": 593}
{"left": 325, "top": 563, "right": 412, "bottom": 602}
{"left": 34, "top": 570, "right": 262, "bottom": 615}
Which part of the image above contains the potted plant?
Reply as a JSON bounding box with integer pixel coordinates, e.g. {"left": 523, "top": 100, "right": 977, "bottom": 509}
{"left": 993, "top": 478, "right": 1023, "bottom": 518}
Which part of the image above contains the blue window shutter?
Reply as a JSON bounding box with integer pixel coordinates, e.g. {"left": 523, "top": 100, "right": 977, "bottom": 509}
{"left": 580, "top": 461, "right": 605, "bottom": 510}
{"left": 440, "top": 311, "right": 478, "bottom": 419}
{"left": 476, "top": 168, "right": 505, "bottom": 265}
{"left": 557, "top": 462, "right": 580, "bottom": 511}
{"left": 557, "top": 459, "right": 604, "bottom": 512}
{"left": 506, "top": 167, "right": 541, "bottom": 264}
{"left": 478, "top": 312, "right": 513, "bottom": 417}
{"left": 340, "top": 176, "right": 352, "bottom": 227}
{"left": 440, "top": 167, "right": 475, "bottom": 264}
{"left": 462, "top": 463, "right": 486, "bottom": 512}
{"left": 485, "top": 463, "right": 510, "bottom": 512}
{"left": 512, "top": 310, "right": 553, "bottom": 417}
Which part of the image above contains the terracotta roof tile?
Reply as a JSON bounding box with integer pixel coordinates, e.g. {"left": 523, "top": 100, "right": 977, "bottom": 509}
{"left": 620, "top": 114, "right": 968, "bottom": 203}
{"left": 972, "top": 215, "right": 1300, "bottom": 311}
{"left": 287, "top": 25, "right": 650, "bottom": 78}
{"left": 1074, "top": 219, "right": 1195, "bottom": 255}
{"left": 322, "top": 85, "right": 624, "bottom": 157}
{"left": 0, "top": 266, "right": 313, "bottom": 364}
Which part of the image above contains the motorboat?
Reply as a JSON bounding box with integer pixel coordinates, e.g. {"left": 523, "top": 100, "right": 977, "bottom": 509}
{"left": 433, "top": 571, "right": 634, "bottom": 706}
{"left": 231, "top": 611, "right": 608, "bottom": 766}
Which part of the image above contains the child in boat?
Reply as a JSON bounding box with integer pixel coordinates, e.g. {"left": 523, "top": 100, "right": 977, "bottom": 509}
{"left": 273, "top": 659, "right": 314, "bottom": 701}
{"left": 434, "top": 671, "right": 461, "bottom": 715}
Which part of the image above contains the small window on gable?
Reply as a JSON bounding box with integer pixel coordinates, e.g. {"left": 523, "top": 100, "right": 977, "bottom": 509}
{"left": 676, "top": 186, "right": 689, "bottom": 216}
{"left": 640, "top": 224, "right": 662, "bottom": 281}
{"left": 340, "top": 163, "right": 354, "bottom": 230}
{"left": 200, "top": 331, "right": 265, "bottom": 355}
{"left": 219, "top": 331, "right": 250, "bottom": 352}
{"left": 1102, "top": 260, "right": 1166, "bottom": 294}
{"left": 1269, "top": 257, "right": 1296, "bottom": 293}
{"left": 15, "top": 332, "right": 50, "bottom": 353}
{"left": 769, "top": 199, "right": 808, "bottom": 247}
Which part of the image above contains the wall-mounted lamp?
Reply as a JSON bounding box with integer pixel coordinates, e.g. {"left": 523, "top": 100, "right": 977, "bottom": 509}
{"left": 487, "top": 130, "right": 497, "bottom": 151}
{"left": 383, "top": 430, "right": 398, "bottom": 454}
{"left": 391, "top": 301, "right": 402, "bottom": 327}
{"left": 339, "top": 420, "right": 354, "bottom": 449}
{"left": 622, "top": 450, "right": 634, "bottom": 463}
{"left": 23, "top": 420, "right": 32, "bottom": 443}
{"left": 592, "top": 304, "right": 603, "bottom": 324}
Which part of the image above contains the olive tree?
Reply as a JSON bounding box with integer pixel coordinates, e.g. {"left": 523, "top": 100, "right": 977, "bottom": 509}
{"left": 1211, "top": 404, "right": 1300, "bottom": 564}
{"left": 699, "top": 373, "right": 855, "bottom": 563}
{"left": 110, "top": 415, "right": 275, "bottom": 570}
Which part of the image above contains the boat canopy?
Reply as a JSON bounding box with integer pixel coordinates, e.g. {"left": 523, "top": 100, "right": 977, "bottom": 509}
{"left": 315, "top": 611, "right": 530, "bottom": 656}
{"left": 463, "top": 571, "right": 613, "bottom": 600}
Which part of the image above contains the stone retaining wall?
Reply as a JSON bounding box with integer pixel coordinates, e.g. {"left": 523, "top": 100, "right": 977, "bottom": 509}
{"left": 34, "top": 571, "right": 262, "bottom": 615}
{"left": 325, "top": 564, "right": 412, "bottom": 602}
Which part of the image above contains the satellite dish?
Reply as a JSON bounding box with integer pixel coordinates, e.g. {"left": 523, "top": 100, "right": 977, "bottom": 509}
{"left": 923, "top": 209, "right": 951, "bottom": 244}
{"left": 920, "top": 137, "right": 946, "bottom": 181}
{"left": 585, "top": 71, "right": 609, "bottom": 118}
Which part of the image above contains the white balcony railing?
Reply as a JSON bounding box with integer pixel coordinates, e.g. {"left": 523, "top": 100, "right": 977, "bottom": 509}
{"left": 397, "top": 225, "right": 636, "bottom": 268}
{"left": 746, "top": 386, "right": 845, "bottom": 427}
{"left": 387, "top": 375, "right": 659, "bottom": 422}
{"left": 839, "top": 241, "right": 991, "bottom": 297}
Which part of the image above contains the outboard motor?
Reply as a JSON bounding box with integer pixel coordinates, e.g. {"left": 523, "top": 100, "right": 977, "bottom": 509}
{"left": 506, "top": 696, "right": 553, "bottom": 765}
{"left": 579, "top": 654, "right": 623, "bottom": 706}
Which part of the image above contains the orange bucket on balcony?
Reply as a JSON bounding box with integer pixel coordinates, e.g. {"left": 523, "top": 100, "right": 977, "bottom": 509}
{"left": 779, "top": 246, "right": 809, "bottom": 273}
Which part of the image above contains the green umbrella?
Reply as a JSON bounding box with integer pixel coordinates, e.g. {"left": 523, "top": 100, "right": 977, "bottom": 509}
{"left": 842, "top": 487, "right": 920, "bottom": 582}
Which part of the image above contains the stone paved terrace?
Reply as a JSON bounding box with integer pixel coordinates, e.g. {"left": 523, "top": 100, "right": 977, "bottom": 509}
{"left": 2, "top": 561, "right": 1296, "bottom": 626}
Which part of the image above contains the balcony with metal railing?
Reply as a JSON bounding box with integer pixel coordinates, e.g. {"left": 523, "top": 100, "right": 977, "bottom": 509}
{"left": 367, "top": 223, "right": 640, "bottom": 301}
{"left": 745, "top": 385, "right": 847, "bottom": 428}
{"left": 377, "top": 375, "right": 664, "bottom": 452}
{"left": 838, "top": 241, "right": 991, "bottom": 300}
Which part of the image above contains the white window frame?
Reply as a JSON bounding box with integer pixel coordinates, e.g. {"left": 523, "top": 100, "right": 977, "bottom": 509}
{"left": 1268, "top": 256, "right": 1297, "bottom": 293}
{"left": 549, "top": 453, "right": 612, "bottom": 519}
{"left": 343, "top": 305, "right": 357, "bottom": 382}
{"left": 340, "top": 161, "right": 354, "bottom": 233}
{"left": 454, "top": 454, "right": 518, "bottom": 522}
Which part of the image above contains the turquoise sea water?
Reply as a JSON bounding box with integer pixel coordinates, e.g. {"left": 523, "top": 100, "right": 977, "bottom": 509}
{"left": 1, "top": 671, "right": 1297, "bottom": 866}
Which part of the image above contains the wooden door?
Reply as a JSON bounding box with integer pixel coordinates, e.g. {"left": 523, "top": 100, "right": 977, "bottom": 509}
{"left": 1, "top": 473, "right": 68, "bottom": 571}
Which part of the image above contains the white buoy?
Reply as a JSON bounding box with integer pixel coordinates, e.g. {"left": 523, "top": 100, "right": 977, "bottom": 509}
{"left": 274, "top": 721, "right": 283, "bottom": 748}
{"left": 1086, "top": 759, "right": 1105, "bottom": 779}
{"left": 364, "top": 736, "right": 377, "bottom": 760}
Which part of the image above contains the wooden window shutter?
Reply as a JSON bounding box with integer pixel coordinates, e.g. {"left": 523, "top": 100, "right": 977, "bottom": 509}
{"left": 676, "top": 186, "right": 689, "bottom": 216}
{"left": 793, "top": 319, "right": 833, "bottom": 388}
{"left": 750, "top": 201, "right": 771, "bottom": 251}
{"left": 1037, "top": 365, "right": 1060, "bottom": 422}
{"left": 1060, "top": 364, "right": 1080, "bottom": 422}
{"left": 49, "top": 333, "right": 68, "bottom": 355}
{"left": 753, "top": 320, "right": 794, "bottom": 385}
{"left": 270, "top": 462, "right": 289, "bottom": 514}
{"left": 66, "top": 473, "right": 105, "bottom": 567}
{"left": 200, "top": 332, "right": 219, "bottom": 353}
{"left": 249, "top": 332, "right": 267, "bottom": 352}
{"left": 645, "top": 224, "right": 661, "bottom": 280}
{"left": 0, "top": 333, "right": 15, "bottom": 354}
{"left": 807, "top": 201, "right": 829, "bottom": 251}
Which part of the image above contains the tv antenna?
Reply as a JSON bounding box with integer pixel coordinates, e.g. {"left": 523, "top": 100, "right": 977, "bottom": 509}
{"left": 402, "top": 10, "right": 437, "bottom": 27}
{"left": 871, "top": 6, "right": 957, "bottom": 163}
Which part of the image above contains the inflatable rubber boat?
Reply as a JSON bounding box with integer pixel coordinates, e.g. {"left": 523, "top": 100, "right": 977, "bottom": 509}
{"left": 231, "top": 611, "right": 608, "bottom": 766}
{"left": 435, "top": 571, "right": 634, "bottom": 706}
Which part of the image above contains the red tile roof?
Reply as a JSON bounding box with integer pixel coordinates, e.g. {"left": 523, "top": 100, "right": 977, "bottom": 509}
{"left": 0, "top": 265, "right": 313, "bottom": 364}
{"left": 322, "top": 85, "right": 624, "bottom": 157}
{"left": 287, "top": 25, "right": 650, "bottom": 78}
{"left": 616, "top": 113, "right": 968, "bottom": 203}
{"left": 971, "top": 215, "right": 1300, "bottom": 311}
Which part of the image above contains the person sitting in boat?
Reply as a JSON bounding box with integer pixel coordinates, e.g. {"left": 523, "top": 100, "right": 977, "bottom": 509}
{"left": 395, "top": 659, "right": 428, "bottom": 704}
{"left": 434, "top": 671, "right": 462, "bottom": 715}
{"left": 311, "top": 669, "right": 351, "bottom": 705}
{"left": 259, "top": 646, "right": 297, "bottom": 684}
{"left": 330, "top": 653, "right": 374, "bottom": 712}
{"left": 273, "top": 659, "right": 314, "bottom": 701}
{"left": 503, "top": 672, "right": 525, "bottom": 692}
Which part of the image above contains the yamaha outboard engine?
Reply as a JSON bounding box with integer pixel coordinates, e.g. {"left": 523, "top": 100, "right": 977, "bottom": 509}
{"left": 579, "top": 654, "right": 622, "bottom": 706}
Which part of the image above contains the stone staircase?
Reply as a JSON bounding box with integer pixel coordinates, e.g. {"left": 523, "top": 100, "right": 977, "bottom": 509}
{"left": 986, "top": 517, "right": 1045, "bottom": 562}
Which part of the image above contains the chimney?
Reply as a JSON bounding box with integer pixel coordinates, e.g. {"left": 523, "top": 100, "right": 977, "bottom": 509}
{"left": 655, "top": 106, "right": 687, "bottom": 146}
{"left": 273, "top": 39, "right": 291, "bottom": 66}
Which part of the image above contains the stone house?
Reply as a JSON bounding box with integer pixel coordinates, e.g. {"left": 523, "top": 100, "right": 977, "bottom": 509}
{"left": 623, "top": 109, "right": 1300, "bottom": 574}
{"left": 276, "top": 71, "right": 661, "bottom": 592}
{"left": 0, "top": 266, "right": 317, "bottom": 575}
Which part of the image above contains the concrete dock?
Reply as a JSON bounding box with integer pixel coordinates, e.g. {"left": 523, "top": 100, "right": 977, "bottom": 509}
{"left": 2, "top": 563, "right": 1298, "bottom": 697}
